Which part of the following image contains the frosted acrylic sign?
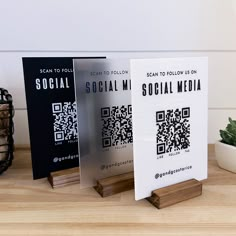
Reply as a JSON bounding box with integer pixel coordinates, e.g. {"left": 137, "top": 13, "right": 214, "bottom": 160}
{"left": 74, "top": 59, "right": 133, "bottom": 188}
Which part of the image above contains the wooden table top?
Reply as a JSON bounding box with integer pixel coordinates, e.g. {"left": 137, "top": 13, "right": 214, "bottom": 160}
{"left": 0, "top": 147, "right": 236, "bottom": 235}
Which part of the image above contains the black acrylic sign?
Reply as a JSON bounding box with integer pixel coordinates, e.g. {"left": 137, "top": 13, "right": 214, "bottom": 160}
{"left": 22, "top": 57, "right": 105, "bottom": 179}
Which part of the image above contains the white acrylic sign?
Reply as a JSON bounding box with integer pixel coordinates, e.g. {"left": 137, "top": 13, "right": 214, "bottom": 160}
{"left": 130, "top": 57, "right": 208, "bottom": 200}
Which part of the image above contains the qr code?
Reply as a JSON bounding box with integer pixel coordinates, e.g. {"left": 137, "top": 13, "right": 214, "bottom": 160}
{"left": 101, "top": 105, "right": 132, "bottom": 148}
{"left": 52, "top": 102, "right": 78, "bottom": 142}
{"left": 156, "top": 107, "right": 190, "bottom": 155}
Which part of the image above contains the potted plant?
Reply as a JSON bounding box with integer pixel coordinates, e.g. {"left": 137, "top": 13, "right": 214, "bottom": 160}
{"left": 215, "top": 117, "right": 236, "bottom": 173}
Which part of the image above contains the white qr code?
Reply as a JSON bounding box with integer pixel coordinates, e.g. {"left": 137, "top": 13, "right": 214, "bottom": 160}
{"left": 52, "top": 102, "right": 78, "bottom": 142}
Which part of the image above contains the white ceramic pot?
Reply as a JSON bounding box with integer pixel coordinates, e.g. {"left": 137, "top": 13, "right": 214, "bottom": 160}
{"left": 215, "top": 141, "right": 236, "bottom": 173}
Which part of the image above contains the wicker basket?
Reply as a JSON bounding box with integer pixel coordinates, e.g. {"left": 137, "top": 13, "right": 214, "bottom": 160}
{"left": 0, "top": 88, "right": 14, "bottom": 174}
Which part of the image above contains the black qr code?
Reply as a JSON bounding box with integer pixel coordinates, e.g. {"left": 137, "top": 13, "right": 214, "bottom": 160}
{"left": 52, "top": 102, "right": 78, "bottom": 142}
{"left": 101, "top": 105, "right": 132, "bottom": 148}
{"left": 156, "top": 107, "right": 190, "bottom": 155}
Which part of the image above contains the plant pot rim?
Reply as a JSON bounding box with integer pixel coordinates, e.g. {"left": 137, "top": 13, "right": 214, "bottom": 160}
{"left": 216, "top": 140, "right": 236, "bottom": 150}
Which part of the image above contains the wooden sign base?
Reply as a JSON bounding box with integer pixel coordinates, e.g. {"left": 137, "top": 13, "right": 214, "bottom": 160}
{"left": 94, "top": 171, "right": 134, "bottom": 197}
{"left": 48, "top": 167, "right": 80, "bottom": 188}
{"left": 146, "top": 179, "right": 202, "bottom": 209}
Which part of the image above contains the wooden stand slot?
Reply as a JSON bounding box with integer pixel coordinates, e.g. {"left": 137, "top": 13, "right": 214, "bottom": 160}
{"left": 48, "top": 167, "right": 80, "bottom": 188}
{"left": 147, "top": 179, "right": 202, "bottom": 209}
{"left": 94, "top": 171, "right": 134, "bottom": 197}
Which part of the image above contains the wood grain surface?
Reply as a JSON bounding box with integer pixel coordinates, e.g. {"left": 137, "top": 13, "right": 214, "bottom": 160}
{"left": 0, "top": 146, "right": 236, "bottom": 235}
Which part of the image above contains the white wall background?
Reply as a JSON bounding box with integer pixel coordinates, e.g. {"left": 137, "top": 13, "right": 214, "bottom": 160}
{"left": 1, "top": 0, "right": 236, "bottom": 145}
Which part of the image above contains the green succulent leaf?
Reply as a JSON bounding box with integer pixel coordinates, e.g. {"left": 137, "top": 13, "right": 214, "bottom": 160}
{"left": 220, "top": 117, "right": 236, "bottom": 146}
{"left": 220, "top": 130, "right": 234, "bottom": 145}
{"left": 229, "top": 117, "right": 236, "bottom": 126}
{"left": 229, "top": 117, "right": 236, "bottom": 129}
{"left": 226, "top": 124, "right": 236, "bottom": 136}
